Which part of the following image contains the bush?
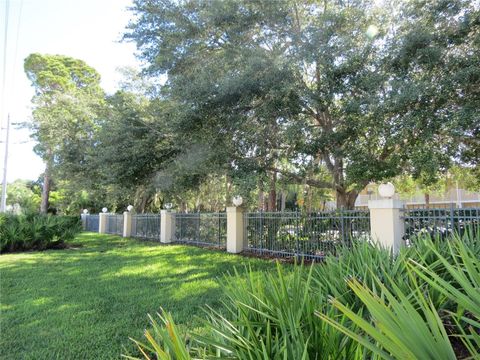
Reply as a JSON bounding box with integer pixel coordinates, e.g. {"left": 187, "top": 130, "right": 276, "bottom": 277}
{"left": 126, "top": 230, "right": 480, "bottom": 359}
{"left": 0, "top": 213, "right": 82, "bottom": 253}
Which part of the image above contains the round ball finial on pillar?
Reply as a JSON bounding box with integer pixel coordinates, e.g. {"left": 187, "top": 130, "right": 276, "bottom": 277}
{"left": 378, "top": 182, "right": 395, "bottom": 198}
{"left": 232, "top": 195, "right": 243, "bottom": 207}
{"left": 102, "top": 207, "right": 108, "bottom": 213}
{"left": 127, "top": 205, "right": 133, "bottom": 212}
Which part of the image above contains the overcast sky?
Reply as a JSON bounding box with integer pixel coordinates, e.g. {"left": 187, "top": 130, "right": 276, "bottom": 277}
{"left": 0, "top": 0, "right": 139, "bottom": 182}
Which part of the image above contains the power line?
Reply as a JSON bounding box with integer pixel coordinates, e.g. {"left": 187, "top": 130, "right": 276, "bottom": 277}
{"left": 0, "top": 114, "right": 10, "bottom": 212}
{"left": 1, "top": 0, "right": 10, "bottom": 141}
{"left": 11, "top": 0, "right": 23, "bottom": 97}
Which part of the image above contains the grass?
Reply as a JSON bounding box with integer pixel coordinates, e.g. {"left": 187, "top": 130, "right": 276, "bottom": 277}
{"left": 0, "top": 232, "right": 273, "bottom": 359}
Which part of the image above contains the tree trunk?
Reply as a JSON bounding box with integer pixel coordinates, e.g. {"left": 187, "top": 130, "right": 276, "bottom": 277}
{"left": 424, "top": 193, "right": 430, "bottom": 208}
{"left": 258, "top": 178, "right": 265, "bottom": 211}
{"left": 268, "top": 171, "right": 277, "bottom": 211}
{"left": 281, "top": 191, "right": 286, "bottom": 212}
{"left": 306, "top": 186, "right": 313, "bottom": 213}
{"left": 225, "top": 173, "right": 231, "bottom": 208}
{"left": 40, "top": 162, "right": 51, "bottom": 214}
{"left": 140, "top": 195, "right": 148, "bottom": 213}
{"left": 336, "top": 188, "right": 358, "bottom": 210}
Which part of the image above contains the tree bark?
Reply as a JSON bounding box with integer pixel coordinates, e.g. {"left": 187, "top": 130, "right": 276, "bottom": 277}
{"left": 140, "top": 195, "right": 148, "bottom": 213}
{"left": 281, "top": 191, "right": 286, "bottom": 212}
{"left": 336, "top": 188, "right": 358, "bottom": 210}
{"left": 268, "top": 171, "right": 277, "bottom": 211}
{"left": 258, "top": 178, "right": 265, "bottom": 211}
{"left": 40, "top": 161, "right": 51, "bottom": 214}
{"left": 225, "top": 173, "right": 231, "bottom": 208}
{"left": 424, "top": 193, "right": 430, "bottom": 208}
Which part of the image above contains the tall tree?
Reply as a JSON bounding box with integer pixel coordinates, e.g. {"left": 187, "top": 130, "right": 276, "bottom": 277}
{"left": 126, "top": 0, "right": 479, "bottom": 209}
{"left": 24, "top": 54, "right": 104, "bottom": 213}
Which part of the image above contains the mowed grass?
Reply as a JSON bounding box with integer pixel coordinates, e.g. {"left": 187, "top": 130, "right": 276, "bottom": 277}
{"left": 0, "top": 232, "right": 273, "bottom": 359}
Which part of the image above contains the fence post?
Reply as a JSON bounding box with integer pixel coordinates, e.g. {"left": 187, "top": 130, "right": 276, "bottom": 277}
{"left": 368, "top": 199, "right": 405, "bottom": 254}
{"left": 227, "top": 206, "right": 244, "bottom": 253}
{"left": 449, "top": 203, "right": 456, "bottom": 234}
{"left": 99, "top": 213, "right": 107, "bottom": 234}
{"left": 81, "top": 214, "right": 87, "bottom": 230}
{"left": 123, "top": 211, "right": 132, "bottom": 238}
{"left": 160, "top": 210, "right": 175, "bottom": 243}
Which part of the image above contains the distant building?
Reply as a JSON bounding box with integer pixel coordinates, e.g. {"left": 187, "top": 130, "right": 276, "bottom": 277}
{"left": 355, "top": 187, "right": 480, "bottom": 209}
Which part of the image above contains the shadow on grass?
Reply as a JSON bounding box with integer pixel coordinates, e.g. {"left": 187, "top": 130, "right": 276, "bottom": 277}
{"left": 0, "top": 232, "right": 274, "bottom": 360}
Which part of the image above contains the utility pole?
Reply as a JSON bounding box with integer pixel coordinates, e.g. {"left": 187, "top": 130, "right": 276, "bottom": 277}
{"left": 0, "top": 114, "right": 10, "bottom": 212}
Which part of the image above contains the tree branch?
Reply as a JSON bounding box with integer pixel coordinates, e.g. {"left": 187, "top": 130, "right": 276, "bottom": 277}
{"left": 267, "top": 166, "right": 336, "bottom": 190}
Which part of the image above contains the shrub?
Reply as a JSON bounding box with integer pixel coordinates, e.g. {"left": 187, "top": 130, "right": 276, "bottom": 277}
{"left": 126, "top": 231, "right": 480, "bottom": 359}
{"left": 0, "top": 214, "right": 82, "bottom": 253}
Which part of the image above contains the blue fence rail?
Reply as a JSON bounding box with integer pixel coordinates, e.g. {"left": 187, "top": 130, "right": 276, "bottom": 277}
{"left": 82, "top": 206, "right": 479, "bottom": 260}
{"left": 105, "top": 214, "right": 124, "bottom": 236}
{"left": 243, "top": 210, "right": 370, "bottom": 260}
{"left": 403, "top": 206, "right": 480, "bottom": 242}
{"left": 174, "top": 212, "right": 227, "bottom": 248}
{"left": 85, "top": 215, "right": 99, "bottom": 232}
{"left": 131, "top": 214, "right": 161, "bottom": 241}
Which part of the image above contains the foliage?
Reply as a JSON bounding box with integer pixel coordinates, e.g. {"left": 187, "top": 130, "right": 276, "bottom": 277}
{"left": 5, "top": 179, "right": 41, "bottom": 213}
{"left": 0, "top": 214, "right": 81, "bottom": 253}
{"left": 0, "top": 233, "right": 273, "bottom": 359}
{"left": 393, "top": 166, "right": 480, "bottom": 201}
{"left": 24, "top": 53, "right": 105, "bottom": 212}
{"left": 124, "top": 0, "right": 479, "bottom": 209}
{"left": 89, "top": 91, "right": 179, "bottom": 213}
{"left": 21, "top": 2, "right": 478, "bottom": 212}
{"left": 128, "top": 232, "right": 480, "bottom": 359}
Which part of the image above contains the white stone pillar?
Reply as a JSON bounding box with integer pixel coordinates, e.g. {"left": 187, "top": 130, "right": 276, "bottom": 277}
{"left": 123, "top": 211, "right": 132, "bottom": 238}
{"left": 99, "top": 213, "right": 108, "bottom": 234}
{"left": 81, "top": 214, "right": 87, "bottom": 230}
{"left": 226, "top": 206, "right": 244, "bottom": 253}
{"left": 368, "top": 199, "right": 405, "bottom": 254}
{"left": 160, "top": 210, "right": 175, "bottom": 243}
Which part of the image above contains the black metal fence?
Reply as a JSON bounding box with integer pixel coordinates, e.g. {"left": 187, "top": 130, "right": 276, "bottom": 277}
{"left": 131, "top": 214, "right": 161, "bottom": 240}
{"left": 85, "top": 215, "right": 99, "bottom": 232}
{"left": 403, "top": 206, "right": 480, "bottom": 242}
{"left": 174, "top": 212, "right": 227, "bottom": 248}
{"left": 243, "top": 210, "right": 371, "bottom": 260}
{"left": 105, "top": 214, "right": 124, "bottom": 235}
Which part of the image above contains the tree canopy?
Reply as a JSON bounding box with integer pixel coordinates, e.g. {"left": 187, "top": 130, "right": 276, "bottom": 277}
{"left": 24, "top": 53, "right": 105, "bottom": 213}
{"left": 22, "top": 1, "right": 479, "bottom": 213}
{"left": 124, "top": 0, "right": 479, "bottom": 209}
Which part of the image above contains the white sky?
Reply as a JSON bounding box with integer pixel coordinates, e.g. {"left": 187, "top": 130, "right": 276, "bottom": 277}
{"left": 0, "top": 0, "right": 139, "bottom": 182}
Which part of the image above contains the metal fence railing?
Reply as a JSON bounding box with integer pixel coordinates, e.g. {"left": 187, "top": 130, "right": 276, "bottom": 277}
{"left": 85, "top": 215, "right": 99, "bottom": 232}
{"left": 131, "top": 214, "right": 161, "bottom": 241}
{"left": 403, "top": 206, "right": 480, "bottom": 242}
{"left": 174, "top": 212, "right": 227, "bottom": 248}
{"left": 105, "top": 214, "right": 124, "bottom": 236}
{"left": 243, "top": 210, "right": 371, "bottom": 260}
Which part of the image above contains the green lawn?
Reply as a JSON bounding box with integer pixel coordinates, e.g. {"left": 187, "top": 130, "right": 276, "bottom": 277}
{"left": 0, "top": 233, "right": 272, "bottom": 359}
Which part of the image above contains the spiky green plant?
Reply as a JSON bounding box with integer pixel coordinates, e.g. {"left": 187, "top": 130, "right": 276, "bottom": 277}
{"left": 127, "top": 231, "right": 480, "bottom": 359}
{"left": 409, "top": 233, "right": 480, "bottom": 357}
{"left": 0, "top": 214, "right": 82, "bottom": 252}
{"left": 123, "top": 310, "right": 192, "bottom": 360}
{"left": 193, "top": 263, "right": 362, "bottom": 359}
{"left": 317, "top": 275, "right": 457, "bottom": 359}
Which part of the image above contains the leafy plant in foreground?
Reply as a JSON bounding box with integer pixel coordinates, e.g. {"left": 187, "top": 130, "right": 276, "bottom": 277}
{"left": 127, "top": 232, "right": 480, "bottom": 359}
{"left": 0, "top": 214, "right": 82, "bottom": 253}
{"left": 409, "top": 235, "right": 480, "bottom": 357}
